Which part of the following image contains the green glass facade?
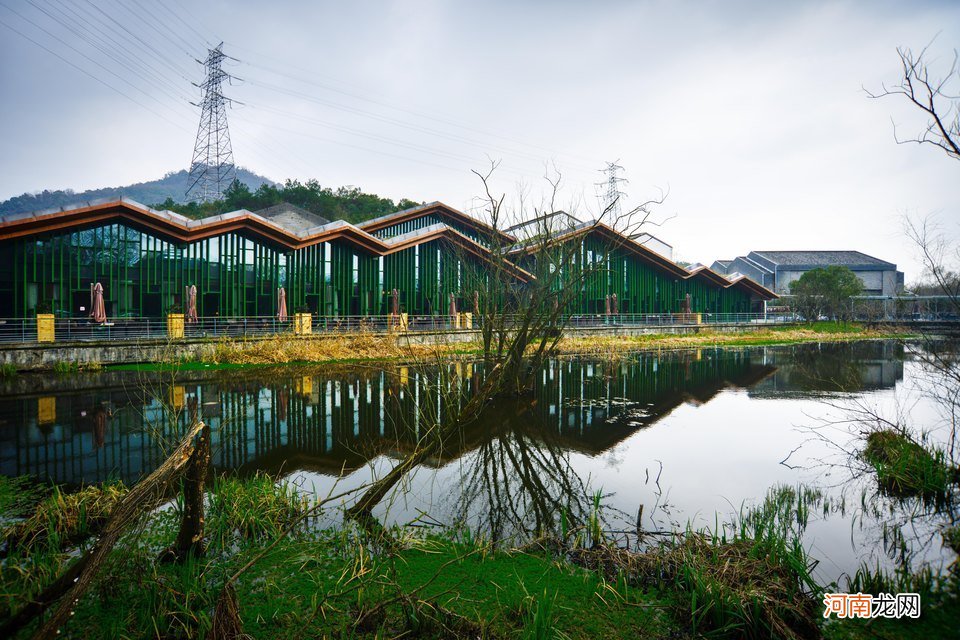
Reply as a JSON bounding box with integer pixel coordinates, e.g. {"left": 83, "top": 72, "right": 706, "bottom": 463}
{"left": 0, "top": 205, "right": 768, "bottom": 318}
{"left": 518, "top": 233, "right": 756, "bottom": 314}
{"left": 0, "top": 222, "right": 492, "bottom": 317}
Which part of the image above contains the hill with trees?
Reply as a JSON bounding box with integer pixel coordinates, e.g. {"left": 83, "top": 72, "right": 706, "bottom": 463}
{"left": 155, "top": 179, "right": 423, "bottom": 225}
{"left": 0, "top": 168, "right": 274, "bottom": 217}
{"left": 0, "top": 171, "right": 423, "bottom": 225}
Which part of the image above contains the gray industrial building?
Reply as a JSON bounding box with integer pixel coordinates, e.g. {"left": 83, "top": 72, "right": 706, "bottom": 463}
{"left": 710, "top": 251, "right": 904, "bottom": 296}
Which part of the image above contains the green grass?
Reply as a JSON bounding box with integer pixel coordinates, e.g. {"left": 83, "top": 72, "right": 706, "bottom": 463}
{"left": 208, "top": 473, "right": 311, "bottom": 545}
{"left": 863, "top": 430, "right": 958, "bottom": 498}
{"left": 14, "top": 522, "right": 675, "bottom": 639}
{"left": 0, "top": 475, "right": 676, "bottom": 639}
{"left": 52, "top": 360, "right": 79, "bottom": 375}
{"left": 0, "top": 363, "right": 17, "bottom": 379}
{"left": 823, "top": 567, "right": 960, "bottom": 640}
{"left": 2, "top": 474, "right": 955, "bottom": 639}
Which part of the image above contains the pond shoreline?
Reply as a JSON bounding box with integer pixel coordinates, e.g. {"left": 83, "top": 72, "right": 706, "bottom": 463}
{"left": 0, "top": 474, "right": 953, "bottom": 640}
{"left": 0, "top": 321, "right": 915, "bottom": 372}
{"left": 0, "top": 324, "right": 912, "bottom": 394}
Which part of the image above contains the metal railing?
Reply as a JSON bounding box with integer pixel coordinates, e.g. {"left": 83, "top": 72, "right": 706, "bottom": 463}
{"left": 562, "top": 312, "right": 792, "bottom": 328}
{"left": 0, "top": 314, "right": 465, "bottom": 344}
{"left": 0, "top": 311, "right": 795, "bottom": 345}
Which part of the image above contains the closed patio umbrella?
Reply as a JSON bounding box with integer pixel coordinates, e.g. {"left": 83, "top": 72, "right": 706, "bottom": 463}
{"left": 186, "top": 285, "right": 198, "bottom": 323}
{"left": 92, "top": 282, "right": 106, "bottom": 323}
{"left": 392, "top": 288, "right": 399, "bottom": 316}
{"left": 612, "top": 293, "right": 619, "bottom": 315}
{"left": 277, "top": 287, "right": 288, "bottom": 322}
{"left": 473, "top": 290, "right": 479, "bottom": 316}
{"left": 604, "top": 294, "right": 611, "bottom": 316}
{"left": 449, "top": 293, "right": 457, "bottom": 318}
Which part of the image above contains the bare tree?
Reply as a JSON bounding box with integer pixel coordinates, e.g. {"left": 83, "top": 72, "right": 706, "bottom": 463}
{"left": 469, "top": 161, "right": 664, "bottom": 396}
{"left": 867, "top": 44, "right": 960, "bottom": 162}
{"left": 904, "top": 215, "right": 960, "bottom": 313}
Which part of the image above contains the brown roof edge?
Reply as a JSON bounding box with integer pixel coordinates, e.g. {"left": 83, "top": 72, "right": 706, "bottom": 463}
{"left": 0, "top": 199, "right": 534, "bottom": 282}
{"left": 358, "top": 201, "right": 514, "bottom": 242}
{"left": 729, "top": 275, "right": 779, "bottom": 300}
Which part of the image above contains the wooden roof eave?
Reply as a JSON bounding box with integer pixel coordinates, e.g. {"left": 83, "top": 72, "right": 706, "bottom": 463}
{"left": 359, "top": 202, "right": 513, "bottom": 243}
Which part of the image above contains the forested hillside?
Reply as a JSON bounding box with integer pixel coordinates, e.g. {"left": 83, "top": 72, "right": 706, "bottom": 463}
{"left": 0, "top": 168, "right": 274, "bottom": 216}
{"left": 154, "top": 179, "right": 423, "bottom": 224}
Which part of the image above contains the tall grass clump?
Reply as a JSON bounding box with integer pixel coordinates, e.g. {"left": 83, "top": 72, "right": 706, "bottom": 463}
{"left": 0, "top": 362, "right": 17, "bottom": 379}
{"left": 0, "top": 475, "right": 45, "bottom": 522}
{"left": 209, "top": 473, "right": 311, "bottom": 544}
{"left": 846, "top": 561, "right": 941, "bottom": 603}
{"left": 2, "top": 481, "right": 126, "bottom": 553}
{"left": 863, "top": 429, "right": 958, "bottom": 498}
{"left": 653, "top": 487, "right": 822, "bottom": 640}
{"left": 519, "top": 588, "right": 561, "bottom": 640}
{"left": 52, "top": 360, "right": 80, "bottom": 375}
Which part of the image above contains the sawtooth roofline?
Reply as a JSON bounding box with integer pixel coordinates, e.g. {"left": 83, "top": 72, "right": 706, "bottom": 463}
{"left": 504, "top": 221, "right": 778, "bottom": 300}
{"left": 357, "top": 200, "right": 514, "bottom": 243}
{"left": 0, "top": 197, "right": 774, "bottom": 298}
{"left": 0, "top": 197, "right": 534, "bottom": 280}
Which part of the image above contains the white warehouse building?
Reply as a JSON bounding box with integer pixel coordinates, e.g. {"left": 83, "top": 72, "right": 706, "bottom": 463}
{"left": 710, "top": 251, "right": 904, "bottom": 297}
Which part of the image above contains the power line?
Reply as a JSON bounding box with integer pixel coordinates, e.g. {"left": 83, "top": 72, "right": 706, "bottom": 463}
{"left": 242, "top": 76, "right": 597, "bottom": 179}
{"left": 2, "top": 2, "right": 193, "bottom": 126}
{"left": 30, "top": 0, "right": 194, "bottom": 106}
{"left": 230, "top": 49, "right": 602, "bottom": 170}
{"left": 76, "top": 0, "right": 197, "bottom": 82}
{"left": 0, "top": 9, "right": 192, "bottom": 134}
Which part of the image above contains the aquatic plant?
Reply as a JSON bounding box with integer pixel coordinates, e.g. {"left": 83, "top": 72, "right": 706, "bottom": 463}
{"left": 944, "top": 525, "right": 960, "bottom": 556}
{"left": 846, "top": 561, "right": 939, "bottom": 603}
{"left": 208, "top": 473, "right": 312, "bottom": 543}
{"left": 0, "top": 362, "right": 17, "bottom": 378}
{"left": 863, "top": 429, "right": 957, "bottom": 498}
{"left": 52, "top": 360, "right": 79, "bottom": 375}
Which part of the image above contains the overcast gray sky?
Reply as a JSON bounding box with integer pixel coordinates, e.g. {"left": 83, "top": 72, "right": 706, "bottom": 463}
{"left": 1, "top": 0, "right": 957, "bottom": 281}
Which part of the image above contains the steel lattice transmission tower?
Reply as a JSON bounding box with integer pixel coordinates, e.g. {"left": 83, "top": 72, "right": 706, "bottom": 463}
{"left": 597, "top": 161, "right": 628, "bottom": 220}
{"left": 186, "top": 43, "right": 238, "bottom": 202}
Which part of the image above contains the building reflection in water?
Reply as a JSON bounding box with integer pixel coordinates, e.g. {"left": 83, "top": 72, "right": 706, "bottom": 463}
{"left": 0, "top": 342, "right": 905, "bottom": 486}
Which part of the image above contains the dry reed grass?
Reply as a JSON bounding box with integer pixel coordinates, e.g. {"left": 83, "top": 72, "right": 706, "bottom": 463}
{"left": 205, "top": 332, "right": 475, "bottom": 365}
{"left": 568, "top": 534, "right": 819, "bottom": 640}
{"left": 200, "top": 325, "right": 885, "bottom": 366}
{"left": 556, "top": 326, "right": 886, "bottom": 360}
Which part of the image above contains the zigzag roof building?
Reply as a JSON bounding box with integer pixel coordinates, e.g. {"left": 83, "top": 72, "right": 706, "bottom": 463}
{"left": 0, "top": 198, "right": 774, "bottom": 319}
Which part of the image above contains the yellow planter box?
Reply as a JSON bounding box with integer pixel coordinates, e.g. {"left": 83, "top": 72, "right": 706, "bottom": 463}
{"left": 294, "top": 312, "right": 312, "bottom": 335}
{"left": 36, "top": 314, "right": 55, "bottom": 343}
{"left": 459, "top": 312, "right": 473, "bottom": 329}
{"left": 167, "top": 313, "right": 185, "bottom": 339}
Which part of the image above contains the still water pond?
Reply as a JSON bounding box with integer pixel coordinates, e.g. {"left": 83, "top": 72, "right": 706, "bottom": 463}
{"left": 0, "top": 340, "right": 954, "bottom": 586}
